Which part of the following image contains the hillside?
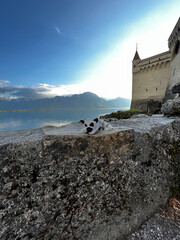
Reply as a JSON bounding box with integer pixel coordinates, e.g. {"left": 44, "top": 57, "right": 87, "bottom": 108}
{"left": 0, "top": 92, "right": 131, "bottom": 110}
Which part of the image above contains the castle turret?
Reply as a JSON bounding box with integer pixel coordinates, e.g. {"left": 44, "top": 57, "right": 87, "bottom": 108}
{"left": 132, "top": 49, "right": 141, "bottom": 71}
{"left": 133, "top": 50, "right": 141, "bottom": 61}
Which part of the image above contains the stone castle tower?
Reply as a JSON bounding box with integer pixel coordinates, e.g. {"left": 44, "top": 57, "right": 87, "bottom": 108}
{"left": 131, "top": 17, "right": 180, "bottom": 112}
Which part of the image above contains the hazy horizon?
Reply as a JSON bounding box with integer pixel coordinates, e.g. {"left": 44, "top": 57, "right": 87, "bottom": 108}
{"left": 0, "top": 91, "right": 131, "bottom": 101}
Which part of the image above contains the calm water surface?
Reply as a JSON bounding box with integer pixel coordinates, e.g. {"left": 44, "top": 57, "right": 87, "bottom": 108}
{"left": 0, "top": 108, "right": 128, "bottom": 131}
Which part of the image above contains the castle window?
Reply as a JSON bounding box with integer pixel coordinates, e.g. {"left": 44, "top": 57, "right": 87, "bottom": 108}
{"left": 173, "top": 68, "right": 176, "bottom": 76}
{"left": 174, "top": 40, "right": 180, "bottom": 54}
{"left": 156, "top": 87, "right": 158, "bottom": 91}
{"left": 146, "top": 89, "right": 148, "bottom": 92}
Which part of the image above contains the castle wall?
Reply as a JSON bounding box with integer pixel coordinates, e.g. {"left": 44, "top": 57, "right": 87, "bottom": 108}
{"left": 166, "top": 18, "right": 180, "bottom": 99}
{"left": 130, "top": 18, "right": 180, "bottom": 112}
{"left": 131, "top": 52, "right": 171, "bottom": 112}
{"left": 167, "top": 52, "right": 180, "bottom": 96}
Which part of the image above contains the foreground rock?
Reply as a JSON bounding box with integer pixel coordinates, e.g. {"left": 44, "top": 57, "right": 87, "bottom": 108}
{"left": 172, "top": 82, "right": 180, "bottom": 94}
{"left": 127, "top": 214, "right": 180, "bottom": 240}
{"left": 0, "top": 116, "right": 180, "bottom": 240}
{"left": 161, "top": 97, "right": 180, "bottom": 116}
{"left": 127, "top": 197, "right": 180, "bottom": 239}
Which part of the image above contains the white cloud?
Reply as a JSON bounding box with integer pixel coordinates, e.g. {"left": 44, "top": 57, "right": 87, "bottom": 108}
{"left": 0, "top": 83, "right": 89, "bottom": 99}
{"left": 35, "top": 83, "right": 95, "bottom": 98}
{"left": 0, "top": 80, "right": 10, "bottom": 86}
{"left": 54, "top": 26, "right": 64, "bottom": 36}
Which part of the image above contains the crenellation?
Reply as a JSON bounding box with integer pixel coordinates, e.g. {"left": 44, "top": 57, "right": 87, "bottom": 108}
{"left": 133, "top": 51, "right": 171, "bottom": 74}
{"left": 134, "top": 61, "right": 170, "bottom": 74}
{"left": 168, "top": 17, "right": 180, "bottom": 49}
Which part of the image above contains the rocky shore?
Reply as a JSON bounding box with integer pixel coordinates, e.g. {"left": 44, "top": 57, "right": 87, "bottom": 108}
{"left": 0, "top": 115, "right": 180, "bottom": 239}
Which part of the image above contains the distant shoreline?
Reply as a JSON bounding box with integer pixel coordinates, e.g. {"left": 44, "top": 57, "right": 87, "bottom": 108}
{"left": 0, "top": 107, "right": 125, "bottom": 113}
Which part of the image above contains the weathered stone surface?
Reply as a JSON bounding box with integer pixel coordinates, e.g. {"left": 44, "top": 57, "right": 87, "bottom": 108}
{"left": 128, "top": 197, "right": 180, "bottom": 239}
{"left": 130, "top": 113, "right": 149, "bottom": 118}
{"left": 161, "top": 97, "right": 180, "bottom": 116}
{"left": 0, "top": 117, "right": 180, "bottom": 239}
{"left": 147, "top": 99, "right": 162, "bottom": 114}
{"left": 127, "top": 215, "right": 180, "bottom": 240}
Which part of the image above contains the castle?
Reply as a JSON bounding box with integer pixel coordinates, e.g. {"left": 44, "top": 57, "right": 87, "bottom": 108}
{"left": 131, "top": 17, "right": 180, "bottom": 113}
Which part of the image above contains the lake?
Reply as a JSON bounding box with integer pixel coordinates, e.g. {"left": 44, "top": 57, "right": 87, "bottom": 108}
{"left": 0, "top": 108, "right": 128, "bottom": 131}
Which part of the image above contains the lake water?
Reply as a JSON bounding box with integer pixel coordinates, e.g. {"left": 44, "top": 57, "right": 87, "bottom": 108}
{"left": 0, "top": 108, "right": 129, "bottom": 131}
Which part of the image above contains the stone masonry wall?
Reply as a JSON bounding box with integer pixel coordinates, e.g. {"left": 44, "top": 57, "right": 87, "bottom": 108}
{"left": 166, "top": 51, "right": 180, "bottom": 100}
{"left": 131, "top": 51, "right": 171, "bottom": 111}
{"left": 0, "top": 118, "right": 180, "bottom": 240}
{"left": 132, "top": 62, "right": 170, "bottom": 101}
{"left": 167, "top": 17, "right": 180, "bottom": 100}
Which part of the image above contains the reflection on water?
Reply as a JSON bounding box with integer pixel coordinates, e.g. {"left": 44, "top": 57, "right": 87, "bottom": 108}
{"left": 39, "top": 121, "right": 70, "bottom": 128}
{"left": 0, "top": 108, "right": 128, "bottom": 131}
{"left": 0, "top": 120, "right": 21, "bottom": 130}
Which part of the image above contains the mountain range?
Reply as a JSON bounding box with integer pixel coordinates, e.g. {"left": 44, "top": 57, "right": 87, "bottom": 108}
{"left": 0, "top": 92, "right": 131, "bottom": 110}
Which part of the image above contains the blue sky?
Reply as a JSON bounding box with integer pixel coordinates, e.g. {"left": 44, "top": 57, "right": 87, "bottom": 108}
{"left": 0, "top": 0, "right": 180, "bottom": 99}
